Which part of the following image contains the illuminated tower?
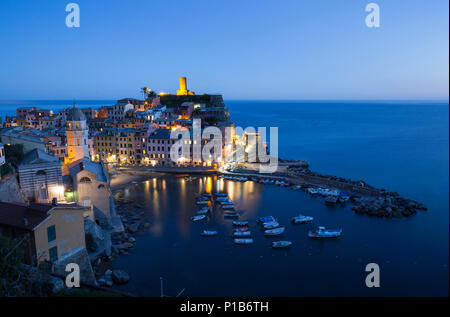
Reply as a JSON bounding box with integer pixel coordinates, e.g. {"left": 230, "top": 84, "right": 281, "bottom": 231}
{"left": 177, "top": 76, "right": 195, "bottom": 96}
{"left": 65, "top": 104, "right": 89, "bottom": 164}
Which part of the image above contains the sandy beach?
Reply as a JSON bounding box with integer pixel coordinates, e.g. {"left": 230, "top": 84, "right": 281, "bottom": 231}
{"left": 110, "top": 170, "right": 161, "bottom": 191}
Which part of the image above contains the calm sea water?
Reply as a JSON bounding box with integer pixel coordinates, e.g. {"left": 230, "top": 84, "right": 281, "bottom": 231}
{"left": 1, "top": 100, "right": 448, "bottom": 296}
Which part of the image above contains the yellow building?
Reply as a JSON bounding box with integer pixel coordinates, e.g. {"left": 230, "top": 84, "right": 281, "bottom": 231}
{"left": 0, "top": 201, "right": 90, "bottom": 265}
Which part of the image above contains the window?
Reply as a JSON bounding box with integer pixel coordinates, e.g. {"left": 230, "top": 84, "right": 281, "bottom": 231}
{"left": 47, "top": 225, "right": 56, "bottom": 242}
{"left": 36, "top": 170, "right": 46, "bottom": 176}
{"left": 80, "top": 177, "right": 91, "bottom": 183}
{"left": 49, "top": 246, "right": 58, "bottom": 262}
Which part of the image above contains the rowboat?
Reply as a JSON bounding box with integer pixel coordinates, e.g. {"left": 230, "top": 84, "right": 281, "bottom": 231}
{"left": 197, "top": 208, "right": 209, "bottom": 215}
{"left": 196, "top": 200, "right": 209, "bottom": 205}
{"left": 272, "top": 241, "right": 292, "bottom": 248}
{"left": 258, "top": 216, "right": 276, "bottom": 223}
{"left": 325, "top": 196, "right": 338, "bottom": 205}
{"left": 264, "top": 227, "right": 285, "bottom": 236}
{"left": 234, "top": 238, "right": 253, "bottom": 245}
{"left": 224, "top": 212, "right": 239, "bottom": 218}
{"left": 215, "top": 193, "right": 228, "bottom": 197}
{"left": 308, "top": 226, "right": 342, "bottom": 238}
{"left": 233, "top": 226, "right": 249, "bottom": 232}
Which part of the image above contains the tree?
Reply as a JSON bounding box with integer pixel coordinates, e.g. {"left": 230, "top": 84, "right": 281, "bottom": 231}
{"left": 0, "top": 234, "right": 26, "bottom": 296}
{"left": 4, "top": 144, "right": 24, "bottom": 168}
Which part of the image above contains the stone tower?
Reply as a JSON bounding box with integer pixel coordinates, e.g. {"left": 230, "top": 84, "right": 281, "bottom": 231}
{"left": 65, "top": 104, "right": 89, "bottom": 164}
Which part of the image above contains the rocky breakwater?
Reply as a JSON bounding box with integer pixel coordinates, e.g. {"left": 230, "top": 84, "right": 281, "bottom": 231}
{"left": 351, "top": 192, "right": 428, "bottom": 218}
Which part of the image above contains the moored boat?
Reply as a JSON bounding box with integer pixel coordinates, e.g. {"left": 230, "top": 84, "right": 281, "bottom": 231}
{"left": 263, "top": 221, "right": 280, "bottom": 229}
{"left": 264, "top": 227, "right": 285, "bottom": 236}
{"left": 325, "top": 196, "right": 338, "bottom": 205}
{"left": 307, "top": 188, "right": 319, "bottom": 195}
{"left": 224, "top": 212, "right": 239, "bottom": 218}
{"left": 234, "top": 238, "right": 254, "bottom": 245}
{"left": 191, "top": 215, "right": 206, "bottom": 222}
{"left": 233, "top": 231, "right": 251, "bottom": 237}
{"left": 292, "top": 215, "right": 314, "bottom": 224}
{"left": 308, "top": 226, "right": 342, "bottom": 238}
{"left": 197, "top": 208, "right": 210, "bottom": 215}
{"left": 258, "top": 216, "right": 276, "bottom": 223}
{"left": 233, "top": 226, "right": 249, "bottom": 232}
{"left": 233, "top": 221, "right": 248, "bottom": 226}
{"left": 272, "top": 241, "right": 292, "bottom": 248}
{"left": 196, "top": 200, "right": 209, "bottom": 205}
{"left": 200, "top": 230, "right": 218, "bottom": 237}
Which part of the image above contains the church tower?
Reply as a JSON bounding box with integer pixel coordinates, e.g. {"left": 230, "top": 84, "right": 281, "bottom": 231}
{"left": 65, "top": 104, "right": 89, "bottom": 164}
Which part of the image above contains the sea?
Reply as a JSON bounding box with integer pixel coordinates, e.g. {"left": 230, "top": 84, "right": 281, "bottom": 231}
{"left": 0, "top": 100, "right": 448, "bottom": 296}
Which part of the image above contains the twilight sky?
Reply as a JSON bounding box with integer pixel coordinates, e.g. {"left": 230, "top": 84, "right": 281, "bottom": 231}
{"left": 0, "top": 0, "right": 448, "bottom": 100}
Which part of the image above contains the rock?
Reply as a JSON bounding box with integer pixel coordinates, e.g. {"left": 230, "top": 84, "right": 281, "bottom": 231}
{"left": 112, "top": 270, "right": 130, "bottom": 285}
{"left": 128, "top": 237, "right": 136, "bottom": 243}
{"left": 84, "top": 218, "right": 106, "bottom": 252}
{"left": 127, "top": 223, "right": 139, "bottom": 233}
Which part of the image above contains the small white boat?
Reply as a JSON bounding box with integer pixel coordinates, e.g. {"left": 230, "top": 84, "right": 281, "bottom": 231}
{"left": 233, "top": 221, "right": 248, "bottom": 226}
{"left": 234, "top": 238, "right": 254, "bottom": 245}
{"left": 263, "top": 221, "right": 280, "bottom": 229}
{"left": 215, "top": 193, "right": 228, "bottom": 197}
{"left": 197, "top": 208, "right": 209, "bottom": 215}
{"left": 224, "top": 212, "right": 239, "bottom": 218}
{"left": 191, "top": 215, "right": 206, "bottom": 222}
{"left": 272, "top": 241, "right": 292, "bottom": 248}
{"left": 259, "top": 216, "right": 276, "bottom": 223}
{"left": 264, "top": 227, "right": 285, "bottom": 236}
{"left": 233, "top": 231, "right": 251, "bottom": 237}
{"left": 325, "top": 196, "right": 338, "bottom": 205}
{"left": 200, "top": 230, "right": 218, "bottom": 237}
{"left": 196, "top": 200, "right": 209, "bottom": 205}
{"left": 292, "top": 185, "right": 302, "bottom": 190}
{"left": 308, "top": 226, "right": 342, "bottom": 238}
{"left": 292, "top": 215, "right": 314, "bottom": 224}
{"left": 307, "top": 188, "right": 319, "bottom": 195}
{"left": 222, "top": 204, "right": 235, "bottom": 210}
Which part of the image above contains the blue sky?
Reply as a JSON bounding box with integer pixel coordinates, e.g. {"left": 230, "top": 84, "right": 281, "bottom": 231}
{"left": 0, "top": 0, "right": 448, "bottom": 100}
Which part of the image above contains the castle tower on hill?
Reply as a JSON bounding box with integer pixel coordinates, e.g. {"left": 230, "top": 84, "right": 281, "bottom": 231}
{"left": 176, "top": 77, "right": 195, "bottom": 96}
{"left": 65, "top": 104, "right": 89, "bottom": 164}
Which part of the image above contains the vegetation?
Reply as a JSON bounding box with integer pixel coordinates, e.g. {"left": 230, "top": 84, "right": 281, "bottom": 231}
{"left": 4, "top": 143, "right": 24, "bottom": 168}
{"left": 0, "top": 233, "right": 27, "bottom": 296}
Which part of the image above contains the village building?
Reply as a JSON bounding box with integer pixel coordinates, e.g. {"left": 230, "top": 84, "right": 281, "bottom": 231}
{"left": 17, "top": 149, "right": 65, "bottom": 203}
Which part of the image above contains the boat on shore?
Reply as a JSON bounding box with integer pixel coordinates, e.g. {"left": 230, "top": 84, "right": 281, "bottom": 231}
{"left": 200, "top": 230, "right": 218, "bottom": 237}
{"left": 264, "top": 227, "right": 285, "bottom": 236}
{"left": 325, "top": 196, "right": 338, "bottom": 205}
{"left": 234, "top": 238, "right": 254, "bottom": 245}
{"left": 233, "top": 231, "right": 251, "bottom": 237}
{"left": 233, "top": 226, "right": 249, "bottom": 232}
{"left": 307, "top": 188, "right": 319, "bottom": 195}
{"left": 292, "top": 215, "right": 314, "bottom": 224}
{"left": 191, "top": 215, "right": 206, "bottom": 222}
{"left": 308, "top": 226, "right": 342, "bottom": 238}
{"left": 233, "top": 221, "right": 248, "bottom": 226}
{"left": 272, "top": 241, "right": 292, "bottom": 248}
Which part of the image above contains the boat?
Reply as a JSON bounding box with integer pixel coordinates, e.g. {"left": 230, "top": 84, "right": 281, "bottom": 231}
{"left": 215, "top": 193, "right": 228, "bottom": 197}
{"left": 200, "top": 230, "right": 218, "bottom": 237}
{"left": 264, "top": 227, "right": 285, "bottom": 236}
{"left": 325, "top": 196, "right": 338, "bottom": 205}
{"left": 308, "top": 226, "right": 342, "bottom": 238}
{"left": 197, "top": 196, "right": 209, "bottom": 201}
{"left": 202, "top": 193, "right": 212, "bottom": 198}
{"left": 224, "top": 212, "right": 239, "bottom": 218}
{"left": 233, "top": 231, "right": 251, "bottom": 237}
{"left": 233, "top": 221, "right": 248, "bottom": 226}
{"left": 307, "top": 188, "right": 319, "bottom": 195}
{"left": 196, "top": 200, "right": 209, "bottom": 205}
{"left": 233, "top": 226, "right": 249, "bottom": 232}
{"left": 197, "top": 208, "right": 210, "bottom": 215}
{"left": 222, "top": 205, "right": 235, "bottom": 210}
{"left": 191, "top": 215, "right": 206, "bottom": 222}
{"left": 258, "top": 216, "right": 276, "bottom": 223}
{"left": 292, "top": 215, "right": 314, "bottom": 224}
{"left": 234, "top": 238, "right": 254, "bottom": 245}
{"left": 291, "top": 185, "right": 302, "bottom": 190}
{"left": 263, "top": 221, "right": 280, "bottom": 229}
{"left": 216, "top": 197, "right": 230, "bottom": 202}
{"left": 272, "top": 241, "right": 292, "bottom": 248}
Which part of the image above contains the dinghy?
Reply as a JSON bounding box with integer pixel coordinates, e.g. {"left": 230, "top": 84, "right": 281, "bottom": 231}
{"left": 224, "top": 212, "right": 239, "bottom": 218}
{"left": 258, "top": 216, "right": 276, "bottom": 223}
{"left": 233, "top": 221, "right": 248, "bottom": 226}
{"left": 263, "top": 221, "right": 280, "bottom": 229}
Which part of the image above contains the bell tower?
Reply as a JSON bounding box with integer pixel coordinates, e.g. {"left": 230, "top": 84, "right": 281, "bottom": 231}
{"left": 65, "top": 104, "right": 89, "bottom": 164}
